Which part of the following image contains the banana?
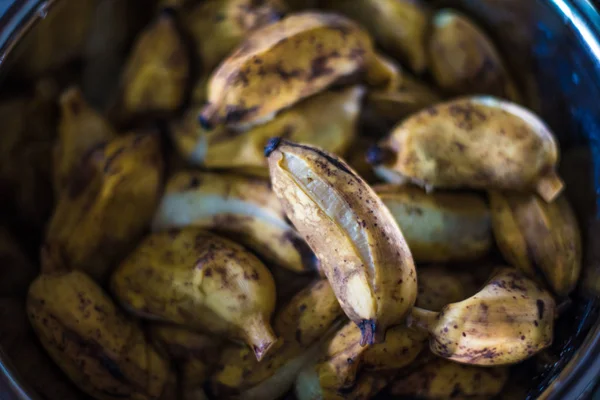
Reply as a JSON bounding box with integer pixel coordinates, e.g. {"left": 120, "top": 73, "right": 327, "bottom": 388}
{"left": 320, "top": 0, "right": 431, "bottom": 73}
{"left": 295, "top": 367, "right": 392, "bottom": 400}
{"left": 266, "top": 139, "right": 417, "bottom": 345}
{"left": 416, "top": 266, "right": 480, "bottom": 312}
{"left": 368, "top": 96, "right": 563, "bottom": 202}
{"left": 375, "top": 184, "right": 492, "bottom": 263}
{"left": 27, "top": 270, "right": 171, "bottom": 400}
{"left": 153, "top": 170, "right": 317, "bottom": 274}
{"left": 409, "top": 267, "right": 555, "bottom": 366}
{"left": 489, "top": 192, "right": 582, "bottom": 296}
{"left": 113, "top": 9, "right": 190, "bottom": 123}
{"left": 429, "top": 9, "right": 521, "bottom": 101}
{"left": 172, "top": 86, "right": 364, "bottom": 169}
{"left": 54, "top": 86, "right": 117, "bottom": 195}
{"left": 199, "top": 12, "right": 392, "bottom": 130}
{"left": 390, "top": 358, "right": 509, "bottom": 399}
{"left": 0, "top": 227, "right": 37, "bottom": 296}
{"left": 181, "top": 0, "right": 286, "bottom": 104}
{"left": 43, "top": 132, "right": 164, "bottom": 282}
{"left": 211, "top": 279, "right": 343, "bottom": 400}
{"left": 111, "top": 228, "right": 278, "bottom": 361}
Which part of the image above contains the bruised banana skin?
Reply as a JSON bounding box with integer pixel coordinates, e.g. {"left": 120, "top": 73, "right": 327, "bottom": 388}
{"left": 489, "top": 191, "right": 582, "bottom": 296}
{"left": 54, "top": 86, "right": 117, "bottom": 195}
{"left": 390, "top": 358, "right": 509, "bottom": 399}
{"left": 153, "top": 170, "right": 317, "bottom": 274}
{"left": 200, "top": 12, "right": 389, "bottom": 130}
{"left": 410, "top": 268, "right": 555, "bottom": 366}
{"left": 172, "top": 86, "right": 364, "bottom": 169}
{"left": 375, "top": 184, "right": 492, "bottom": 263}
{"left": 111, "top": 229, "right": 277, "bottom": 361}
{"left": 267, "top": 139, "right": 417, "bottom": 345}
{"left": 212, "top": 280, "right": 343, "bottom": 400}
{"left": 369, "top": 96, "right": 563, "bottom": 202}
{"left": 27, "top": 271, "right": 170, "bottom": 400}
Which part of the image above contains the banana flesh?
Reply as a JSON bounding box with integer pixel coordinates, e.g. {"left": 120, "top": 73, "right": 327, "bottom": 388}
{"left": 376, "top": 184, "right": 492, "bottom": 263}
{"left": 390, "top": 358, "right": 509, "bottom": 399}
{"left": 211, "top": 280, "right": 343, "bottom": 400}
{"left": 410, "top": 267, "right": 555, "bottom": 366}
{"left": 172, "top": 86, "right": 364, "bottom": 169}
{"left": 153, "top": 170, "right": 317, "bottom": 274}
{"left": 44, "top": 132, "right": 164, "bottom": 282}
{"left": 416, "top": 266, "right": 480, "bottom": 312}
{"left": 111, "top": 228, "right": 278, "bottom": 361}
{"left": 199, "top": 12, "right": 385, "bottom": 130}
{"left": 27, "top": 270, "right": 171, "bottom": 400}
{"left": 0, "top": 228, "right": 37, "bottom": 296}
{"left": 489, "top": 192, "right": 582, "bottom": 296}
{"left": 267, "top": 139, "right": 417, "bottom": 345}
{"left": 369, "top": 96, "right": 563, "bottom": 202}
{"left": 54, "top": 86, "right": 117, "bottom": 195}
{"left": 429, "top": 9, "right": 521, "bottom": 101}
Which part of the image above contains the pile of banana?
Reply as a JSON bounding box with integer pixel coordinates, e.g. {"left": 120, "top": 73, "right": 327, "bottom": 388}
{"left": 0, "top": 0, "right": 583, "bottom": 399}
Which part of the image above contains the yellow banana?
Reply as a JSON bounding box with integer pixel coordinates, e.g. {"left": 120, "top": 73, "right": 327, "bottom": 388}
{"left": 376, "top": 184, "right": 492, "bottom": 263}
{"left": 266, "top": 139, "right": 417, "bottom": 345}
{"left": 0, "top": 227, "right": 37, "bottom": 296}
{"left": 44, "top": 132, "right": 164, "bottom": 282}
{"left": 390, "top": 358, "right": 509, "bottom": 399}
{"left": 54, "top": 86, "right": 117, "bottom": 195}
{"left": 211, "top": 280, "right": 343, "bottom": 400}
{"left": 429, "top": 9, "right": 521, "bottom": 101}
{"left": 489, "top": 192, "right": 581, "bottom": 296}
{"left": 27, "top": 270, "right": 171, "bottom": 400}
{"left": 368, "top": 96, "right": 563, "bottom": 202}
{"left": 111, "top": 228, "right": 277, "bottom": 361}
{"left": 172, "top": 86, "right": 364, "bottom": 168}
{"left": 416, "top": 266, "right": 480, "bottom": 312}
{"left": 409, "top": 267, "right": 555, "bottom": 366}
{"left": 199, "top": 12, "right": 390, "bottom": 130}
{"left": 153, "top": 170, "right": 317, "bottom": 274}
{"left": 321, "top": 0, "right": 431, "bottom": 73}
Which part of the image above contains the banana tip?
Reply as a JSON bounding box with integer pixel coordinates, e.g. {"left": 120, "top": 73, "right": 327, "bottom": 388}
{"left": 253, "top": 338, "right": 277, "bottom": 361}
{"left": 264, "top": 137, "right": 283, "bottom": 157}
{"left": 358, "top": 319, "right": 377, "bottom": 346}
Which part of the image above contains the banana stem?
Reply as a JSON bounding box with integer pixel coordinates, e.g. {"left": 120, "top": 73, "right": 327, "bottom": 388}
{"left": 408, "top": 307, "right": 439, "bottom": 333}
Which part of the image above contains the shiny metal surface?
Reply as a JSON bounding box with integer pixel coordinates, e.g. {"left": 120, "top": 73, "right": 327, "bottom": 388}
{"left": 0, "top": 0, "right": 600, "bottom": 399}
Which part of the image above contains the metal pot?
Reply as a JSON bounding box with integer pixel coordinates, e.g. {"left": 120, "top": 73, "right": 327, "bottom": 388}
{"left": 0, "top": 0, "right": 599, "bottom": 399}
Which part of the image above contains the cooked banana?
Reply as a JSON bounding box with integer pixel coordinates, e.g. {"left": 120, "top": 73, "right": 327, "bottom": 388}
{"left": 27, "top": 270, "right": 171, "bottom": 400}
{"left": 409, "top": 267, "right": 555, "bottom": 366}
{"left": 153, "top": 171, "right": 317, "bottom": 274}
{"left": 376, "top": 184, "right": 491, "bottom": 263}
{"left": 266, "top": 139, "right": 417, "bottom": 345}
{"left": 199, "top": 12, "right": 391, "bottom": 130}
{"left": 111, "top": 229, "right": 277, "bottom": 361}
{"left": 0, "top": 227, "right": 37, "bottom": 296}
{"left": 416, "top": 266, "right": 479, "bottom": 312}
{"left": 172, "top": 86, "right": 364, "bottom": 168}
{"left": 429, "top": 9, "right": 521, "bottom": 101}
{"left": 368, "top": 96, "right": 563, "bottom": 202}
{"left": 113, "top": 9, "right": 190, "bottom": 123}
{"left": 390, "top": 358, "right": 509, "bottom": 399}
{"left": 54, "top": 86, "right": 117, "bottom": 195}
{"left": 44, "top": 132, "right": 164, "bottom": 282}
{"left": 489, "top": 192, "right": 581, "bottom": 296}
{"left": 321, "top": 0, "right": 431, "bottom": 73}
{"left": 212, "top": 280, "right": 343, "bottom": 400}
{"left": 182, "top": 0, "right": 286, "bottom": 104}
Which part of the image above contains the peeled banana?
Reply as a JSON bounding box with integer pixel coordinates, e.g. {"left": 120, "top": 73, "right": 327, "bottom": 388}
{"left": 54, "top": 86, "right": 117, "bottom": 195}
{"left": 390, "top": 358, "right": 509, "bottom": 399}
{"left": 113, "top": 9, "right": 190, "bottom": 123}
{"left": 212, "top": 280, "right": 343, "bottom": 400}
{"left": 0, "top": 227, "right": 37, "bottom": 296}
{"left": 44, "top": 132, "right": 164, "bottom": 282}
{"left": 111, "top": 228, "right": 277, "bottom": 361}
{"left": 489, "top": 192, "right": 582, "bottom": 296}
{"left": 172, "top": 86, "right": 364, "bottom": 169}
{"left": 27, "top": 270, "right": 171, "bottom": 400}
{"left": 429, "top": 9, "right": 521, "bottom": 101}
{"left": 153, "top": 171, "right": 317, "bottom": 274}
{"left": 416, "top": 266, "right": 480, "bottom": 312}
{"left": 410, "top": 267, "right": 555, "bottom": 366}
{"left": 368, "top": 96, "right": 563, "bottom": 202}
{"left": 199, "top": 12, "right": 389, "bottom": 130}
{"left": 376, "top": 184, "right": 492, "bottom": 263}
{"left": 267, "top": 139, "right": 417, "bottom": 345}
